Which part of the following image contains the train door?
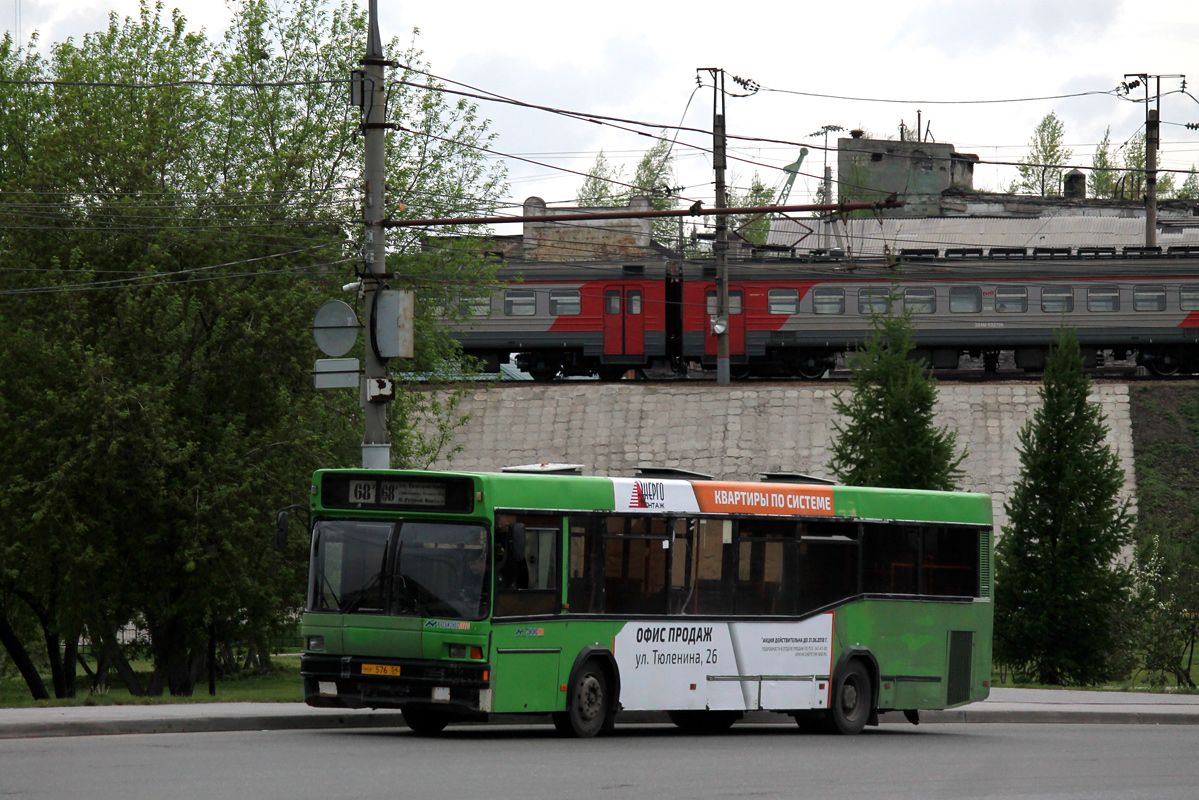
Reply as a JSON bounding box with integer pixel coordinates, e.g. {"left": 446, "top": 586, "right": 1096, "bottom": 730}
{"left": 603, "top": 285, "right": 645, "bottom": 357}
{"left": 704, "top": 287, "right": 745, "bottom": 357}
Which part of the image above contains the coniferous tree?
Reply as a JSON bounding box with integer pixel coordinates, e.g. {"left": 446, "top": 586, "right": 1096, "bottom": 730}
{"left": 994, "top": 327, "right": 1133, "bottom": 685}
{"left": 827, "top": 304, "right": 964, "bottom": 490}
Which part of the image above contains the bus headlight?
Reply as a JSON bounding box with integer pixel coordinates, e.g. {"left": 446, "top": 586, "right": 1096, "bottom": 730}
{"left": 307, "top": 635, "right": 325, "bottom": 652}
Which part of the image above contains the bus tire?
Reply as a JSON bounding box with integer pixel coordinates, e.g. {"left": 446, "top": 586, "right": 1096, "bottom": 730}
{"left": 667, "top": 710, "right": 741, "bottom": 734}
{"left": 401, "top": 706, "right": 450, "bottom": 735}
{"left": 826, "top": 660, "right": 872, "bottom": 735}
{"left": 564, "top": 660, "right": 609, "bottom": 738}
{"left": 551, "top": 712, "right": 573, "bottom": 735}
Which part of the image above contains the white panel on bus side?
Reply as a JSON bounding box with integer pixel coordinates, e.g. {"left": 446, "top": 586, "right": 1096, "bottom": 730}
{"left": 612, "top": 614, "right": 834, "bottom": 712}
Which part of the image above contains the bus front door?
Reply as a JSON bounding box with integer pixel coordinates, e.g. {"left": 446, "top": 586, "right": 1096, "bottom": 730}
{"left": 490, "top": 516, "right": 565, "bottom": 714}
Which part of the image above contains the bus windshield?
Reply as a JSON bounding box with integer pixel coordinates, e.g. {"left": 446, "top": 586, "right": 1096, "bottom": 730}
{"left": 308, "top": 519, "right": 489, "bottom": 620}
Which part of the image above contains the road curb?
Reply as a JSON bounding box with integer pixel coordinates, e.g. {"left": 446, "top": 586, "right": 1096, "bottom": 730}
{"left": 0, "top": 712, "right": 408, "bottom": 740}
{"left": 3, "top": 706, "right": 1199, "bottom": 739}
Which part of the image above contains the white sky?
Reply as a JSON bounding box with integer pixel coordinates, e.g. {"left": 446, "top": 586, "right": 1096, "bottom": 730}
{"left": 7, "top": 0, "right": 1199, "bottom": 212}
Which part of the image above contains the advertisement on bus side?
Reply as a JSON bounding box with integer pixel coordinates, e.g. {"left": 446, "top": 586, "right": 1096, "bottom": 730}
{"left": 612, "top": 614, "right": 835, "bottom": 712}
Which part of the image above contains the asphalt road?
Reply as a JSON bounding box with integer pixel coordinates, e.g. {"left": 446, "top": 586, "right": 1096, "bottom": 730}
{"left": 3, "top": 722, "right": 1196, "bottom": 800}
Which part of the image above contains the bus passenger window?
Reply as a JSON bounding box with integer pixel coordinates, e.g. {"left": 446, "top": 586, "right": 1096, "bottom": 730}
{"left": 861, "top": 524, "right": 920, "bottom": 595}
{"left": 604, "top": 517, "right": 670, "bottom": 615}
{"left": 494, "top": 514, "right": 561, "bottom": 617}
{"left": 686, "top": 519, "right": 734, "bottom": 615}
{"left": 567, "top": 517, "right": 604, "bottom": 614}
{"left": 734, "top": 520, "right": 800, "bottom": 615}
{"left": 798, "top": 521, "right": 859, "bottom": 612}
{"left": 922, "top": 526, "right": 979, "bottom": 597}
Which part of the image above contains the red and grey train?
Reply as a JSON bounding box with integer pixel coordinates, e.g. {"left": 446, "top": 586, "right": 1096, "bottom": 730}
{"left": 450, "top": 252, "right": 1199, "bottom": 379}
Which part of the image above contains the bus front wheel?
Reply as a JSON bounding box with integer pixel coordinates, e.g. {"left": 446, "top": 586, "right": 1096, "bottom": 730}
{"left": 561, "top": 660, "right": 609, "bottom": 738}
{"left": 826, "top": 660, "right": 872, "bottom": 735}
{"left": 401, "top": 706, "right": 450, "bottom": 735}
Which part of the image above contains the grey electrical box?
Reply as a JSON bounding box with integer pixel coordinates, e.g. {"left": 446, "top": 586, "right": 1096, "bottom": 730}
{"left": 375, "top": 289, "right": 414, "bottom": 359}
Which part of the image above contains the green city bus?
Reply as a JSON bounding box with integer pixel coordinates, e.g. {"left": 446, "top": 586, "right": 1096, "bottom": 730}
{"left": 299, "top": 467, "right": 993, "bottom": 736}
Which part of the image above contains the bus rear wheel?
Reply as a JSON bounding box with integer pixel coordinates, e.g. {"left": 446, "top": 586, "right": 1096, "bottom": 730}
{"left": 561, "top": 660, "right": 609, "bottom": 738}
{"left": 667, "top": 710, "right": 741, "bottom": 734}
{"left": 401, "top": 706, "right": 450, "bottom": 735}
{"left": 825, "top": 660, "right": 872, "bottom": 735}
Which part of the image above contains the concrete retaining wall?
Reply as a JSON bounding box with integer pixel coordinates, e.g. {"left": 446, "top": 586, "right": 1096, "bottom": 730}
{"left": 429, "top": 382, "right": 1137, "bottom": 532}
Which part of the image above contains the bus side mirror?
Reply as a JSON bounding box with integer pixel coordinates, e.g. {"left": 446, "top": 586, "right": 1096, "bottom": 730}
{"left": 274, "top": 510, "right": 289, "bottom": 552}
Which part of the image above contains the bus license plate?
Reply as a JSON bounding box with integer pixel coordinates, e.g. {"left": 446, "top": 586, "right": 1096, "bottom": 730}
{"left": 361, "top": 663, "right": 402, "bottom": 677}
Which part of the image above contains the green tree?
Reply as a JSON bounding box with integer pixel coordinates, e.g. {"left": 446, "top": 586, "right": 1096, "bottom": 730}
{"left": 1089, "top": 127, "right": 1117, "bottom": 199}
{"left": 1012, "top": 111, "right": 1073, "bottom": 196}
{"left": 577, "top": 136, "right": 677, "bottom": 246}
{"left": 1175, "top": 168, "right": 1199, "bottom": 200}
{"left": 576, "top": 150, "right": 623, "bottom": 207}
{"left": 728, "top": 172, "right": 775, "bottom": 246}
{"left": 0, "top": 0, "right": 503, "bottom": 698}
{"left": 1132, "top": 533, "right": 1198, "bottom": 688}
{"left": 994, "top": 327, "right": 1134, "bottom": 685}
{"left": 827, "top": 304, "right": 965, "bottom": 490}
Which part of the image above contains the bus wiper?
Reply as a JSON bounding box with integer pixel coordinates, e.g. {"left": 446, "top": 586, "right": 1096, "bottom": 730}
{"left": 393, "top": 540, "right": 428, "bottom": 617}
{"left": 341, "top": 571, "right": 383, "bottom": 615}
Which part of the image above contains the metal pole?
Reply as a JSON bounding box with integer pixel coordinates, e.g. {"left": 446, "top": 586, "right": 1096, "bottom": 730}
{"left": 1147, "top": 107, "right": 1158, "bottom": 248}
{"left": 361, "top": 0, "right": 390, "bottom": 469}
{"left": 713, "top": 71, "right": 730, "bottom": 386}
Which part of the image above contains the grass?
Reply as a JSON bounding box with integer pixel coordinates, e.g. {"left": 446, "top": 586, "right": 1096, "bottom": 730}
{"left": 0, "top": 655, "right": 304, "bottom": 709}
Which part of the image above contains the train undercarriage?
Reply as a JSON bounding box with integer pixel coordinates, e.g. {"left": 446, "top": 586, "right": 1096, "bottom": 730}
{"left": 502, "top": 344, "right": 1198, "bottom": 381}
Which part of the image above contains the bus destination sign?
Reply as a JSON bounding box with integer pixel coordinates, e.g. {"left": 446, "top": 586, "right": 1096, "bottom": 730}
{"left": 319, "top": 472, "right": 474, "bottom": 514}
{"left": 349, "top": 480, "right": 446, "bottom": 507}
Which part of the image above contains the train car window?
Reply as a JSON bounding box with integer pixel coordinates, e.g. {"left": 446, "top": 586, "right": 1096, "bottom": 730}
{"left": 1182, "top": 287, "right": 1199, "bottom": 311}
{"left": 949, "top": 286, "right": 981, "bottom": 313}
{"left": 858, "top": 288, "right": 891, "bottom": 315}
{"left": 606, "top": 290, "right": 621, "bottom": 315}
{"left": 467, "top": 297, "right": 492, "bottom": 316}
{"left": 1087, "top": 286, "right": 1120, "bottom": 313}
{"left": 1134, "top": 286, "right": 1166, "bottom": 312}
{"left": 628, "top": 290, "right": 643, "bottom": 315}
{"left": 994, "top": 286, "right": 1027, "bottom": 313}
{"left": 904, "top": 288, "right": 936, "bottom": 314}
{"left": 505, "top": 290, "right": 537, "bottom": 316}
{"left": 813, "top": 288, "right": 844, "bottom": 314}
{"left": 706, "top": 291, "right": 743, "bottom": 315}
{"left": 549, "top": 290, "right": 581, "bottom": 316}
{"left": 768, "top": 289, "right": 799, "bottom": 315}
{"left": 1041, "top": 286, "right": 1074, "bottom": 313}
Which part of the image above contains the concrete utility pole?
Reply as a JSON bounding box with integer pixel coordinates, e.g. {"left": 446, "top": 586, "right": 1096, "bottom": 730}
{"left": 709, "top": 69, "right": 731, "bottom": 386}
{"left": 1147, "top": 107, "right": 1159, "bottom": 248}
{"left": 1126, "top": 73, "right": 1184, "bottom": 249}
{"left": 360, "top": 0, "right": 391, "bottom": 469}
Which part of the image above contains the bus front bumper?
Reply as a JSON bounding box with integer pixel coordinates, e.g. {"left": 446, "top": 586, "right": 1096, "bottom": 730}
{"left": 301, "top": 654, "right": 492, "bottom": 714}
